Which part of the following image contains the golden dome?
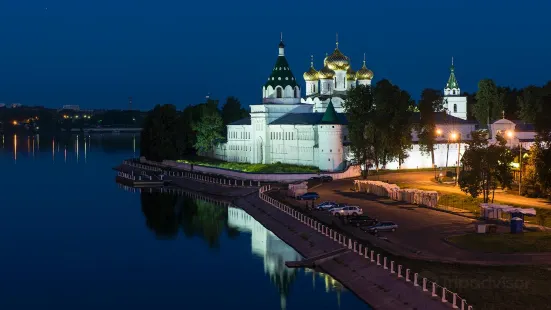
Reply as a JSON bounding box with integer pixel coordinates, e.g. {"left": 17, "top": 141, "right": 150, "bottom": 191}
{"left": 356, "top": 58, "right": 374, "bottom": 80}
{"left": 303, "top": 55, "right": 319, "bottom": 81}
{"left": 324, "top": 43, "right": 350, "bottom": 71}
{"left": 346, "top": 67, "right": 356, "bottom": 80}
{"left": 318, "top": 65, "right": 335, "bottom": 79}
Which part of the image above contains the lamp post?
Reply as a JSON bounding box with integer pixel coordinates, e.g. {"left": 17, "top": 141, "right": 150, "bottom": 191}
{"left": 450, "top": 131, "right": 460, "bottom": 185}
{"left": 506, "top": 130, "right": 521, "bottom": 195}
{"left": 434, "top": 128, "right": 442, "bottom": 178}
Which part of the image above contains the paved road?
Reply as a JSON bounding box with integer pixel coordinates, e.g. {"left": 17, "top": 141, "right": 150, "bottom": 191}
{"left": 369, "top": 171, "right": 551, "bottom": 209}
{"left": 295, "top": 179, "right": 551, "bottom": 265}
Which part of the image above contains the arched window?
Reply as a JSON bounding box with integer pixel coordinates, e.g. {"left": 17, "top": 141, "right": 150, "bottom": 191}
{"left": 276, "top": 87, "right": 282, "bottom": 98}
{"left": 295, "top": 87, "right": 299, "bottom": 98}
{"left": 453, "top": 104, "right": 457, "bottom": 113}
{"left": 453, "top": 90, "right": 456, "bottom": 95}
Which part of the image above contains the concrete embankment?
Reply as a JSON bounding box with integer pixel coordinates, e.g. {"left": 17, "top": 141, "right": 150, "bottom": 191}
{"left": 116, "top": 162, "right": 452, "bottom": 310}
{"left": 236, "top": 193, "right": 450, "bottom": 310}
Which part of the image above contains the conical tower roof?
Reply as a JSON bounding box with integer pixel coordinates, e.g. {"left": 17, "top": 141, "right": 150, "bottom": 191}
{"left": 320, "top": 101, "right": 341, "bottom": 124}
{"left": 264, "top": 39, "right": 299, "bottom": 89}
{"left": 446, "top": 57, "right": 459, "bottom": 89}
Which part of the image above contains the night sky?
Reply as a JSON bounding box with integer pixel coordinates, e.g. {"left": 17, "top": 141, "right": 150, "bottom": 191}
{"left": 1, "top": 0, "right": 550, "bottom": 110}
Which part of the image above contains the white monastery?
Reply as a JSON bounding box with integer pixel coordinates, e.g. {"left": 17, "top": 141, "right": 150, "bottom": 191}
{"left": 212, "top": 37, "right": 533, "bottom": 171}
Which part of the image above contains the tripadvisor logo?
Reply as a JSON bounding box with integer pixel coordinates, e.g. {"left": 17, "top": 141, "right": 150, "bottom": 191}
{"left": 420, "top": 270, "right": 529, "bottom": 290}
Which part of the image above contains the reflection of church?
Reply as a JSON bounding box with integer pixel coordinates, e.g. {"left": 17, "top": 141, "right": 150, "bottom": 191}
{"left": 228, "top": 207, "right": 300, "bottom": 310}
{"left": 227, "top": 207, "right": 347, "bottom": 309}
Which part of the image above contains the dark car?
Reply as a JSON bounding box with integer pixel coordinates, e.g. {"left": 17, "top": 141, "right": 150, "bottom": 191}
{"left": 346, "top": 216, "right": 378, "bottom": 227}
{"left": 365, "top": 221, "right": 398, "bottom": 233}
{"left": 308, "top": 175, "right": 333, "bottom": 182}
{"left": 299, "top": 192, "right": 320, "bottom": 200}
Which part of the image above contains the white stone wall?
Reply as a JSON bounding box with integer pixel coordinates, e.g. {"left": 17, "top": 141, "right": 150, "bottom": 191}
{"left": 267, "top": 124, "right": 317, "bottom": 167}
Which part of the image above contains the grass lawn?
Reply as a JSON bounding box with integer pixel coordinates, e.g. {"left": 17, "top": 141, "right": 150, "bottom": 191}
{"left": 176, "top": 156, "right": 320, "bottom": 173}
{"left": 447, "top": 232, "right": 551, "bottom": 254}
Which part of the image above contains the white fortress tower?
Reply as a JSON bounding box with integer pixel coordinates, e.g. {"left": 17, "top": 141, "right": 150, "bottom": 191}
{"left": 443, "top": 57, "right": 467, "bottom": 120}
{"left": 317, "top": 102, "right": 345, "bottom": 171}
{"left": 262, "top": 36, "right": 301, "bottom": 104}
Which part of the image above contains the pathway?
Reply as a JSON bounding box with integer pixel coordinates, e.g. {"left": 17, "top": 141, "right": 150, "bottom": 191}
{"left": 368, "top": 171, "right": 551, "bottom": 209}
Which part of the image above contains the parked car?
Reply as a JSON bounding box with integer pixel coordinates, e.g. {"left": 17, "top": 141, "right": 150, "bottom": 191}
{"left": 346, "top": 215, "right": 378, "bottom": 227}
{"left": 365, "top": 221, "right": 398, "bottom": 233}
{"left": 308, "top": 175, "right": 333, "bottom": 182}
{"left": 315, "top": 201, "right": 337, "bottom": 210}
{"left": 299, "top": 192, "right": 320, "bottom": 200}
{"left": 331, "top": 206, "right": 363, "bottom": 217}
{"left": 324, "top": 203, "right": 347, "bottom": 212}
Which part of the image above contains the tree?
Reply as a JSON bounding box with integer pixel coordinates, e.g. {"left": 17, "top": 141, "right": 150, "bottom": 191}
{"left": 473, "top": 79, "right": 503, "bottom": 126}
{"left": 140, "top": 104, "right": 188, "bottom": 161}
{"left": 343, "top": 84, "right": 375, "bottom": 177}
{"left": 221, "top": 96, "right": 248, "bottom": 126}
{"left": 193, "top": 112, "right": 224, "bottom": 155}
{"left": 344, "top": 80, "right": 413, "bottom": 173}
{"left": 459, "top": 131, "right": 514, "bottom": 203}
{"left": 417, "top": 89, "right": 444, "bottom": 167}
{"left": 372, "top": 79, "right": 414, "bottom": 169}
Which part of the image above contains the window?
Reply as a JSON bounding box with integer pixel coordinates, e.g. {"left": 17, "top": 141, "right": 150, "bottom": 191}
{"left": 453, "top": 90, "right": 456, "bottom": 95}
{"left": 276, "top": 87, "right": 282, "bottom": 98}
{"left": 295, "top": 88, "right": 299, "bottom": 98}
{"left": 453, "top": 104, "right": 457, "bottom": 113}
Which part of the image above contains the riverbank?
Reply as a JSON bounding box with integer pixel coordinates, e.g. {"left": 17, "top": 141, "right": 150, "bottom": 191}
{"left": 118, "top": 161, "right": 453, "bottom": 310}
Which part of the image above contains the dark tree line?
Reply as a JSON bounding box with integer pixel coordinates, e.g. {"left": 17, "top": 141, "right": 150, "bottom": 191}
{"left": 140, "top": 96, "right": 248, "bottom": 161}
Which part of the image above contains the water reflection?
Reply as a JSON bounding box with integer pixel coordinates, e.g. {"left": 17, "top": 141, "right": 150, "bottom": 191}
{"left": 0, "top": 133, "right": 138, "bottom": 163}
{"left": 121, "top": 185, "right": 354, "bottom": 310}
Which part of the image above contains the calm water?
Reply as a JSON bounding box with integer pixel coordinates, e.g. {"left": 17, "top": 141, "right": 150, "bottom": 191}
{"left": 0, "top": 134, "right": 370, "bottom": 310}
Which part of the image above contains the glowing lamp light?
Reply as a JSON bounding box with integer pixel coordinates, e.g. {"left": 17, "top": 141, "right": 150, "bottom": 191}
{"left": 450, "top": 132, "right": 458, "bottom": 140}
{"left": 506, "top": 130, "right": 514, "bottom": 138}
{"left": 436, "top": 128, "right": 442, "bottom": 135}
{"left": 12, "top": 120, "right": 18, "bottom": 125}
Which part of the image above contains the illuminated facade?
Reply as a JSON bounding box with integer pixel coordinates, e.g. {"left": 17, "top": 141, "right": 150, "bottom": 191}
{"left": 211, "top": 38, "right": 478, "bottom": 170}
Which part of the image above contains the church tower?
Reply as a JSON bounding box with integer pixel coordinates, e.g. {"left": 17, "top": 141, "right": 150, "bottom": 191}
{"left": 356, "top": 53, "right": 374, "bottom": 86}
{"left": 262, "top": 36, "right": 301, "bottom": 104}
{"left": 317, "top": 102, "right": 345, "bottom": 171}
{"left": 303, "top": 55, "right": 319, "bottom": 96}
{"left": 443, "top": 57, "right": 467, "bottom": 120}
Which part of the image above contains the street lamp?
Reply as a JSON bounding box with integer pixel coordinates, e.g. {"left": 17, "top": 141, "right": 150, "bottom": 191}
{"left": 450, "top": 131, "right": 460, "bottom": 185}
{"left": 436, "top": 128, "right": 442, "bottom": 136}
{"left": 505, "top": 130, "right": 522, "bottom": 195}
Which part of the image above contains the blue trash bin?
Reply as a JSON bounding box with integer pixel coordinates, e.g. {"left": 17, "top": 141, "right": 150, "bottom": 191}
{"left": 510, "top": 217, "right": 524, "bottom": 234}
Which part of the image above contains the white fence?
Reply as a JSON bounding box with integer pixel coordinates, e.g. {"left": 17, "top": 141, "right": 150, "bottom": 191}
{"left": 122, "top": 160, "right": 261, "bottom": 188}
{"left": 354, "top": 180, "right": 439, "bottom": 208}
{"left": 258, "top": 185, "right": 473, "bottom": 310}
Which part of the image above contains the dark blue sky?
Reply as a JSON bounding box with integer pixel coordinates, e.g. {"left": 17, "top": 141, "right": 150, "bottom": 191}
{"left": 1, "top": 0, "right": 550, "bottom": 110}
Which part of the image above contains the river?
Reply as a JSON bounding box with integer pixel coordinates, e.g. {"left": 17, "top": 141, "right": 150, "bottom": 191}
{"left": 0, "top": 134, "right": 371, "bottom": 310}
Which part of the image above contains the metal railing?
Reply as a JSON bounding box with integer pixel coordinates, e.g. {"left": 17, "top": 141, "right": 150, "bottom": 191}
{"left": 258, "top": 185, "right": 474, "bottom": 310}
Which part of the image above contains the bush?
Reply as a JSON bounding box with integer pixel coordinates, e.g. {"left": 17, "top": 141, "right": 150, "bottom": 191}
{"left": 445, "top": 170, "right": 457, "bottom": 178}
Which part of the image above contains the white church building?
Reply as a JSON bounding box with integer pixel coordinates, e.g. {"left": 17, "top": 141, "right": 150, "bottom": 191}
{"left": 212, "top": 38, "right": 478, "bottom": 171}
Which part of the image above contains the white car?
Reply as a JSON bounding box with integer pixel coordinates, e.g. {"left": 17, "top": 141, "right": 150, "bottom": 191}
{"left": 331, "top": 206, "right": 363, "bottom": 217}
